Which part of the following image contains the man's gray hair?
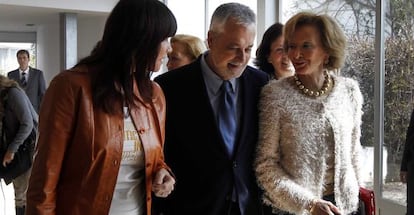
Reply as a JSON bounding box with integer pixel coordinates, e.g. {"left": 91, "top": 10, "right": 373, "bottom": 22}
{"left": 209, "top": 3, "right": 256, "bottom": 33}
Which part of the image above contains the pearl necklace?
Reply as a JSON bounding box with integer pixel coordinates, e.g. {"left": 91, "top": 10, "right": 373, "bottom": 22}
{"left": 293, "top": 71, "right": 332, "bottom": 97}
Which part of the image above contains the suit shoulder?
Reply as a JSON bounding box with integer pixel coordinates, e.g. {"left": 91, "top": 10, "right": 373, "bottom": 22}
{"left": 155, "top": 61, "right": 199, "bottom": 84}
{"left": 243, "top": 66, "right": 269, "bottom": 85}
{"left": 7, "top": 69, "right": 18, "bottom": 76}
{"left": 30, "top": 67, "right": 43, "bottom": 73}
{"left": 246, "top": 66, "right": 267, "bottom": 76}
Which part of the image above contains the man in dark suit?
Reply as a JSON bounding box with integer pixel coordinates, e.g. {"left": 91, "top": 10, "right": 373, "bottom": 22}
{"left": 401, "top": 109, "right": 414, "bottom": 215}
{"left": 8, "top": 49, "right": 46, "bottom": 113}
{"left": 154, "top": 3, "right": 269, "bottom": 215}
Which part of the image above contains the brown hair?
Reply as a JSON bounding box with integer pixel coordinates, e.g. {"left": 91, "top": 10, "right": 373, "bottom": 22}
{"left": 75, "top": 0, "right": 177, "bottom": 114}
{"left": 255, "top": 22, "right": 284, "bottom": 76}
{"left": 16, "top": 49, "right": 30, "bottom": 59}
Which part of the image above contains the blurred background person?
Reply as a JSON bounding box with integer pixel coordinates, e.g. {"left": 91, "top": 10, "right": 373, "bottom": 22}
{"left": 255, "top": 23, "right": 293, "bottom": 80}
{"left": 26, "top": 0, "right": 177, "bottom": 214}
{"left": 7, "top": 49, "right": 46, "bottom": 113}
{"left": 0, "top": 74, "right": 38, "bottom": 215}
{"left": 255, "top": 12, "right": 363, "bottom": 215}
{"left": 401, "top": 108, "right": 414, "bottom": 215}
{"left": 166, "top": 34, "right": 206, "bottom": 70}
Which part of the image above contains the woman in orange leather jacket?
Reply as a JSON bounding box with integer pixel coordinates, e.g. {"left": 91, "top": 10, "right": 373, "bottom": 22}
{"left": 26, "top": 0, "right": 177, "bottom": 214}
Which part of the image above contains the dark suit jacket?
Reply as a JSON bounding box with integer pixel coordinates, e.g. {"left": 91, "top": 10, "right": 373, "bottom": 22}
{"left": 401, "top": 109, "right": 414, "bottom": 214}
{"left": 8, "top": 67, "right": 46, "bottom": 113}
{"left": 154, "top": 56, "right": 269, "bottom": 215}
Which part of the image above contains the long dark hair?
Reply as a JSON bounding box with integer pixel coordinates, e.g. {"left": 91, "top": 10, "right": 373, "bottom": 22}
{"left": 76, "top": 0, "right": 177, "bottom": 114}
{"left": 255, "top": 23, "right": 284, "bottom": 77}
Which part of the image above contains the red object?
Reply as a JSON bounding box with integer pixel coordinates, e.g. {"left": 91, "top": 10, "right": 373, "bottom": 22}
{"left": 359, "top": 187, "right": 376, "bottom": 215}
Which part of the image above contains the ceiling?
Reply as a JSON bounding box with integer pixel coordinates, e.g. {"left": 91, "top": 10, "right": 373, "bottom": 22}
{"left": 0, "top": 4, "right": 108, "bottom": 31}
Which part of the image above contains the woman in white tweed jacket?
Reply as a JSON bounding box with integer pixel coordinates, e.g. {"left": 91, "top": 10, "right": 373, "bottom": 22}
{"left": 255, "top": 12, "right": 363, "bottom": 215}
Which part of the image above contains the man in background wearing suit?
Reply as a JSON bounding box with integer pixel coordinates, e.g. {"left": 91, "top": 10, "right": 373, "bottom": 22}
{"left": 154, "top": 3, "right": 269, "bottom": 215}
{"left": 8, "top": 49, "right": 46, "bottom": 113}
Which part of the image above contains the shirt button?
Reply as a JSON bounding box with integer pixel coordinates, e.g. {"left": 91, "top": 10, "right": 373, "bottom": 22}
{"left": 139, "top": 129, "right": 145, "bottom": 134}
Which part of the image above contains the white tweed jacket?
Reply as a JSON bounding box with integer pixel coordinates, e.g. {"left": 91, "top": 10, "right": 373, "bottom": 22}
{"left": 255, "top": 74, "right": 363, "bottom": 215}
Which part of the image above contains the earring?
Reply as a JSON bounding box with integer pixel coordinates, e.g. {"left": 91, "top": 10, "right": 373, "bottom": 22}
{"left": 324, "top": 58, "right": 329, "bottom": 65}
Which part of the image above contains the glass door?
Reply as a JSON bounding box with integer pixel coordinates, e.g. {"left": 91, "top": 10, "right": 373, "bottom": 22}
{"left": 281, "top": 0, "right": 409, "bottom": 214}
{"left": 0, "top": 42, "right": 36, "bottom": 76}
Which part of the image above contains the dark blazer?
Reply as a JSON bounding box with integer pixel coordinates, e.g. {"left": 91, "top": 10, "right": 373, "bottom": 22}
{"left": 154, "top": 56, "right": 269, "bottom": 215}
{"left": 401, "top": 109, "right": 414, "bottom": 214}
{"left": 8, "top": 67, "right": 46, "bottom": 113}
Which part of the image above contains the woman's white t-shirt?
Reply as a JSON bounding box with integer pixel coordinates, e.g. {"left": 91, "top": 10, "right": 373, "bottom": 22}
{"left": 109, "top": 107, "right": 145, "bottom": 215}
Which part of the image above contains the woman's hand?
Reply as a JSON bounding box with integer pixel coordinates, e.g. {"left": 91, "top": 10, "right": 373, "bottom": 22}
{"left": 310, "top": 199, "right": 342, "bottom": 215}
{"left": 2, "top": 151, "right": 15, "bottom": 167}
{"left": 152, "top": 168, "right": 175, "bottom": 198}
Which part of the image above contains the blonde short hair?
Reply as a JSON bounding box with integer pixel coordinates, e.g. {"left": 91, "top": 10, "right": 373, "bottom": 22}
{"left": 284, "top": 11, "right": 346, "bottom": 70}
{"left": 0, "top": 74, "right": 19, "bottom": 90}
{"left": 170, "top": 34, "right": 207, "bottom": 60}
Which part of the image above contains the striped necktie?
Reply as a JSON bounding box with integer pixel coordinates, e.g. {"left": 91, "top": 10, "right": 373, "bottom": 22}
{"left": 21, "top": 72, "right": 27, "bottom": 87}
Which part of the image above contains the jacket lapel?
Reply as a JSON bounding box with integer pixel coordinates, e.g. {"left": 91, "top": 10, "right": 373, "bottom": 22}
{"left": 188, "top": 61, "right": 231, "bottom": 157}
{"left": 25, "top": 67, "right": 34, "bottom": 89}
{"left": 234, "top": 69, "right": 256, "bottom": 156}
{"left": 11, "top": 70, "right": 20, "bottom": 81}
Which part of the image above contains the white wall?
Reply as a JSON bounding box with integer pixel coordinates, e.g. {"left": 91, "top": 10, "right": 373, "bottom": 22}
{"left": 16, "top": 14, "right": 108, "bottom": 84}
{"left": 36, "top": 20, "right": 60, "bottom": 83}
{"left": 0, "top": 0, "right": 117, "bottom": 13}
{"left": 77, "top": 16, "right": 106, "bottom": 61}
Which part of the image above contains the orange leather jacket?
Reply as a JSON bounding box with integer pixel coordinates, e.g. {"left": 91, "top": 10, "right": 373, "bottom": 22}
{"left": 27, "top": 67, "right": 169, "bottom": 215}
